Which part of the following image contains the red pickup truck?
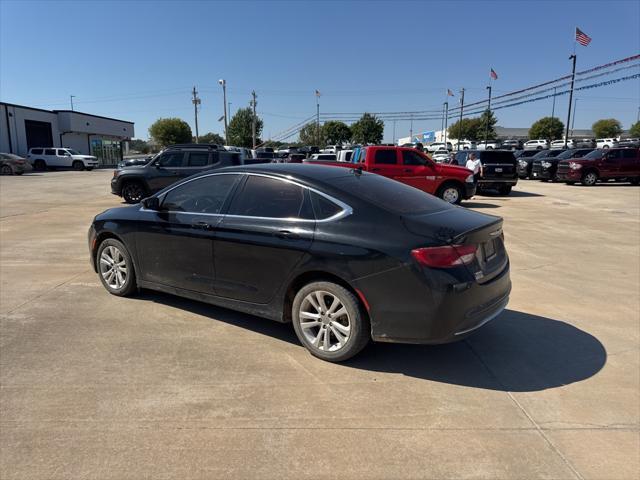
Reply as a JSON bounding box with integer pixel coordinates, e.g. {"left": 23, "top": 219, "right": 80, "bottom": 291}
{"left": 306, "top": 146, "right": 475, "bottom": 204}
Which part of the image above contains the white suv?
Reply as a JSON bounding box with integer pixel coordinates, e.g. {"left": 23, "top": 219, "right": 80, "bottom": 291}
{"left": 27, "top": 148, "right": 99, "bottom": 171}
{"left": 596, "top": 138, "right": 619, "bottom": 149}
{"left": 524, "top": 139, "right": 549, "bottom": 150}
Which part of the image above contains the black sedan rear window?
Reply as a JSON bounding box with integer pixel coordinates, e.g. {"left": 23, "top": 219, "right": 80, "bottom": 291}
{"left": 332, "top": 173, "right": 451, "bottom": 214}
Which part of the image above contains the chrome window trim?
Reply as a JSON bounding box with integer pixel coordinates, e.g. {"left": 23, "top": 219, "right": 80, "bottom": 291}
{"left": 139, "top": 171, "right": 353, "bottom": 223}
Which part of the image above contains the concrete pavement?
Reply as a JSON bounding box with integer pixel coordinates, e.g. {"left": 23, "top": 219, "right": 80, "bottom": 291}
{"left": 1, "top": 170, "right": 638, "bottom": 479}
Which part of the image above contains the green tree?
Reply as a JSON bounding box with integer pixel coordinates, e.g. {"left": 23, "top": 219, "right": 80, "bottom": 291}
{"left": 299, "top": 122, "right": 325, "bottom": 146}
{"left": 148, "top": 118, "right": 192, "bottom": 147}
{"left": 628, "top": 121, "right": 640, "bottom": 138}
{"left": 322, "top": 121, "right": 351, "bottom": 145}
{"left": 196, "top": 132, "right": 225, "bottom": 145}
{"left": 592, "top": 118, "right": 623, "bottom": 138}
{"left": 129, "top": 139, "right": 150, "bottom": 153}
{"left": 528, "top": 117, "right": 565, "bottom": 141}
{"left": 228, "top": 107, "right": 263, "bottom": 148}
{"left": 447, "top": 117, "right": 482, "bottom": 141}
{"left": 477, "top": 109, "right": 498, "bottom": 142}
{"left": 350, "top": 113, "right": 384, "bottom": 144}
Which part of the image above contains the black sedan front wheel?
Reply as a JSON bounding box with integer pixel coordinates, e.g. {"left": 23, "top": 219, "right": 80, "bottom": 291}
{"left": 97, "top": 239, "right": 137, "bottom": 297}
{"left": 292, "top": 282, "right": 370, "bottom": 362}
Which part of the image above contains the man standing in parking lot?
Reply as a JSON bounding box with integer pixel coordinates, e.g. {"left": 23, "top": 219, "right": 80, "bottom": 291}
{"left": 466, "top": 153, "right": 483, "bottom": 182}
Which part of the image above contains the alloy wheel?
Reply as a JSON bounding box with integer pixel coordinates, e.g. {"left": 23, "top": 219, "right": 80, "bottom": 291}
{"left": 123, "top": 183, "right": 144, "bottom": 203}
{"left": 1, "top": 165, "right": 13, "bottom": 175}
{"left": 583, "top": 172, "right": 598, "bottom": 186}
{"left": 100, "top": 245, "right": 128, "bottom": 289}
{"left": 299, "top": 291, "right": 351, "bottom": 352}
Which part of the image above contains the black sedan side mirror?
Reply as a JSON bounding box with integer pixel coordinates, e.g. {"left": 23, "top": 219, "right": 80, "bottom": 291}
{"left": 142, "top": 197, "right": 160, "bottom": 210}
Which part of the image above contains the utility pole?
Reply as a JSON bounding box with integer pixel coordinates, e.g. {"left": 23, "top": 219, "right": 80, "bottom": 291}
{"left": 441, "top": 103, "right": 445, "bottom": 140}
{"left": 409, "top": 114, "right": 413, "bottom": 142}
{"left": 457, "top": 88, "right": 465, "bottom": 151}
{"left": 219, "top": 79, "right": 228, "bottom": 145}
{"left": 392, "top": 120, "right": 396, "bottom": 145}
{"left": 192, "top": 86, "right": 201, "bottom": 143}
{"left": 70, "top": 95, "right": 75, "bottom": 111}
{"left": 571, "top": 98, "right": 578, "bottom": 137}
{"left": 444, "top": 102, "right": 449, "bottom": 146}
{"left": 250, "top": 90, "right": 257, "bottom": 149}
{"left": 484, "top": 85, "right": 493, "bottom": 148}
{"left": 551, "top": 86, "right": 557, "bottom": 119}
{"left": 315, "top": 90, "right": 320, "bottom": 147}
{"left": 565, "top": 54, "right": 577, "bottom": 148}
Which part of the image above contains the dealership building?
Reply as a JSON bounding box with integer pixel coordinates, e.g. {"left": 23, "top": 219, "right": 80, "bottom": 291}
{"left": 0, "top": 102, "right": 134, "bottom": 166}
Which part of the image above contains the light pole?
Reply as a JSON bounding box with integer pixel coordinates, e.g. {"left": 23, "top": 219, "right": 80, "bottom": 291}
{"left": 219, "top": 79, "right": 228, "bottom": 145}
{"left": 564, "top": 55, "right": 577, "bottom": 148}
{"left": 571, "top": 98, "right": 578, "bottom": 137}
{"left": 443, "top": 101, "right": 449, "bottom": 147}
{"left": 457, "top": 88, "right": 465, "bottom": 151}
{"left": 392, "top": 120, "right": 396, "bottom": 145}
{"left": 70, "top": 95, "right": 75, "bottom": 111}
{"left": 551, "top": 86, "right": 557, "bottom": 119}
{"left": 484, "top": 85, "right": 493, "bottom": 148}
{"left": 315, "top": 90, "right": 320, "bottom": 147}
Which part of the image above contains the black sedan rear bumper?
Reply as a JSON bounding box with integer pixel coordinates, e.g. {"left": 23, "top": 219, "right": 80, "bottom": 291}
{"left": 353, "top": 261, "right": 511, "bottom": 344}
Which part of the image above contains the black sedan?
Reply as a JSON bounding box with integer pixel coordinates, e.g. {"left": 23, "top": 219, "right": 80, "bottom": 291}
{"left": 530, "top": 148, "right": 594, "bottom": 181}
{"left": 89, "top": 164, "right": 511, "bottom": 362}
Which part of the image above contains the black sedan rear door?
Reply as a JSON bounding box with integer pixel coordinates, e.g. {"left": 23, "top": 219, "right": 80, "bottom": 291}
{"left": 213, "top": 174, "right": 315, "bottom": 304}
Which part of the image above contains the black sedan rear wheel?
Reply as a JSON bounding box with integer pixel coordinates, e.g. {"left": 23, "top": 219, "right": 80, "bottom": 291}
{"left": 1, "top": 164, "right": 13, "bottom": 175}
{"left": 292, "top": 281, "right": 369, "bottom": 362}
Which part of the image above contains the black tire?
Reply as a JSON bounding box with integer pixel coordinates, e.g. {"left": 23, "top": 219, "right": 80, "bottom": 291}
{"left": 85, "top": 167, "right": 94, "bottom": 171}
{"left": 96, "top": 238, "right": 137, "bottom": 297}
{"left": 630, "top": 178, "right": 639, "bottom": 186}
{"left": 72, "top": 160, "right": 85, "bottom": 171}
{"left": 497, "top": 184, "right": 512, "bottom": 195}
{"left": 1, "top": 164, "right": 13, "bottom": 175}
{"left": 292, "top": 281, "right": 370, "bottom": 362}
{"left": 581, "top": 171, "right": 598, "bottom": 186}
{"left": 436, "top": 182, "right": 463, "bottom": 205}
{"left": 602, "top": 145, "right": 609, "bottom": 149}
{"left": 121, "top": 181, "right": 146, "bottom": 204}
{"left": 34, "top": 159, "right": 46, "bottom": 171}
{"left": 536, "top": 146, "right": 543, "bottom": 150}
{"left": 566, "top": 181, "right": 576, "bottom": 185}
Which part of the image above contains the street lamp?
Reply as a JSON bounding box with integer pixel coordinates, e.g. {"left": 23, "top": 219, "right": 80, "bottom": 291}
{"left": 218, "top": 79, "right": 228, "bottom": 145}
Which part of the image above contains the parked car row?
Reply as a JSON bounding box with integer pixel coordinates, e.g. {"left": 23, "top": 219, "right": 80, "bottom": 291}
{"left": 0, "top": 153, "right": 33, "bottom": 175}
{"left": 514, "top": 146, "right": 640, "bottom": 186}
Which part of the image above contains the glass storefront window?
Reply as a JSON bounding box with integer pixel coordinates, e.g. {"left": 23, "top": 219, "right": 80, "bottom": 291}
{"left": 91, "top": 138, "right": 123, "bottom": 166}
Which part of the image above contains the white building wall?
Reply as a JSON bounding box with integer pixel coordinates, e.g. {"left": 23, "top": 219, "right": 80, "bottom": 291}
{"left": 1, "top": 104, "right": 60, "bottom": 156}
{"left": 57, "top": 111, "right": 134, "bottom": 138}
{"left": 61, "top": 132, "right": 90, "bottom": 154}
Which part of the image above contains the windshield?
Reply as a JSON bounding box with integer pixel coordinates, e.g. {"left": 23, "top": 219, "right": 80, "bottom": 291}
{"left": 556, "top": 149, "right": 577, "bottom": 160}
{"left": 533, "top": 150, "right": 550, "bottom": 159}
{"left": 545, "top": 150, "right": 564, "bottom": 157}
{"left": 583, "top": 149, "right": 604, "bottom": 160}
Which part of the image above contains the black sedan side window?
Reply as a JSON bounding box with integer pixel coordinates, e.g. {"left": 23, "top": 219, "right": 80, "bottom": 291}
{"left": 161, "top": 174, "right": 240, "bottom": 214}
{"left": 228, "top": 175, "right": 313, "bottom": 219}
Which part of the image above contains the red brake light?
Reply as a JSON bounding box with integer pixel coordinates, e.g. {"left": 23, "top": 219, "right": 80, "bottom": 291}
{"left": 411, "top": 245, "right": 477, "bottom": 268}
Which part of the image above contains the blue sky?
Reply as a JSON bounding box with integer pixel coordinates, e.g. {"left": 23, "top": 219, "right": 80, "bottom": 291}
{"left": 1, "top": 0, "right": 639, "bottom": 142}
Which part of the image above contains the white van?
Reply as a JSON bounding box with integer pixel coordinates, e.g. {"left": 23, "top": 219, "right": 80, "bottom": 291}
{"left": 27, "top": 148, "right": 99, "bottom": 171}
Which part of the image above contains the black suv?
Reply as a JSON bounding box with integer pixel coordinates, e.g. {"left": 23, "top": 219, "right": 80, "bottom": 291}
{"left": 454, "top": 150, "right": 518, "bottom": 195}
{"left": 111, "top": 144, "right": 241, "bottom": 203}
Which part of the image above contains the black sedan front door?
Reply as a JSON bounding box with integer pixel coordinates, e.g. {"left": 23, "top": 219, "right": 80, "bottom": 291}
{"left": 214, "top": 175, "right": 315, "bottom": 304}
{"left": 136, "top": 174, "right": 242, "bottom": 293}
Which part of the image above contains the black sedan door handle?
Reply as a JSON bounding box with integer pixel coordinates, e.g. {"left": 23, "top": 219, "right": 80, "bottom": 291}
{"left": 192, "top": 221, "right": 211, "bottom": 230}
{"left": 275, "top": 230, "right": 300, "bottom": 240}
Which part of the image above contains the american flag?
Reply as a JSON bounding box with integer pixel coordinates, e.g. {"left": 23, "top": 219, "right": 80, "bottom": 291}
{"left": 447, "top": 89, "right": 454, "bottom": 96}
{"left": 315, "top": 89, "right": 321, "bottom": 97}
{"left": 576, "top": 27, "right": 592, "bottom": 46}
{"left": 490, "top": 68, "right": 498, "bottom": 80}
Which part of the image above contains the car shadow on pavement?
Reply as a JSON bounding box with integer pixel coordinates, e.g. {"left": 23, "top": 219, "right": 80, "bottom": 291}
{"left": 346, "top": 309, "right": 606, "bottom": 392}
{"left": 463, "top": 202, "right": 501, "bottom": 209}
{"left": 134, "top": 293, "right": 606, "bottom": 393}
{"left": 480, "top": 189, "right": 544, "bottom": 198}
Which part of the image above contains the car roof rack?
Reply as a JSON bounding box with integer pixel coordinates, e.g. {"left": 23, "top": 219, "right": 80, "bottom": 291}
{"left": 166, "top": 143, "right": 220, "bottom": 150}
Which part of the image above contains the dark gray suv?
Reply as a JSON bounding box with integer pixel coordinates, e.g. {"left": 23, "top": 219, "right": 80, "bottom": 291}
{"left": 111, "top": 144, "right": 241, "bottom": 203}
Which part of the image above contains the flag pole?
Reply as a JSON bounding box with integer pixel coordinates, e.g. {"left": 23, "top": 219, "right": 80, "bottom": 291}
{"left": 565, "top": 53, "right": 577, "bottom": 148}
